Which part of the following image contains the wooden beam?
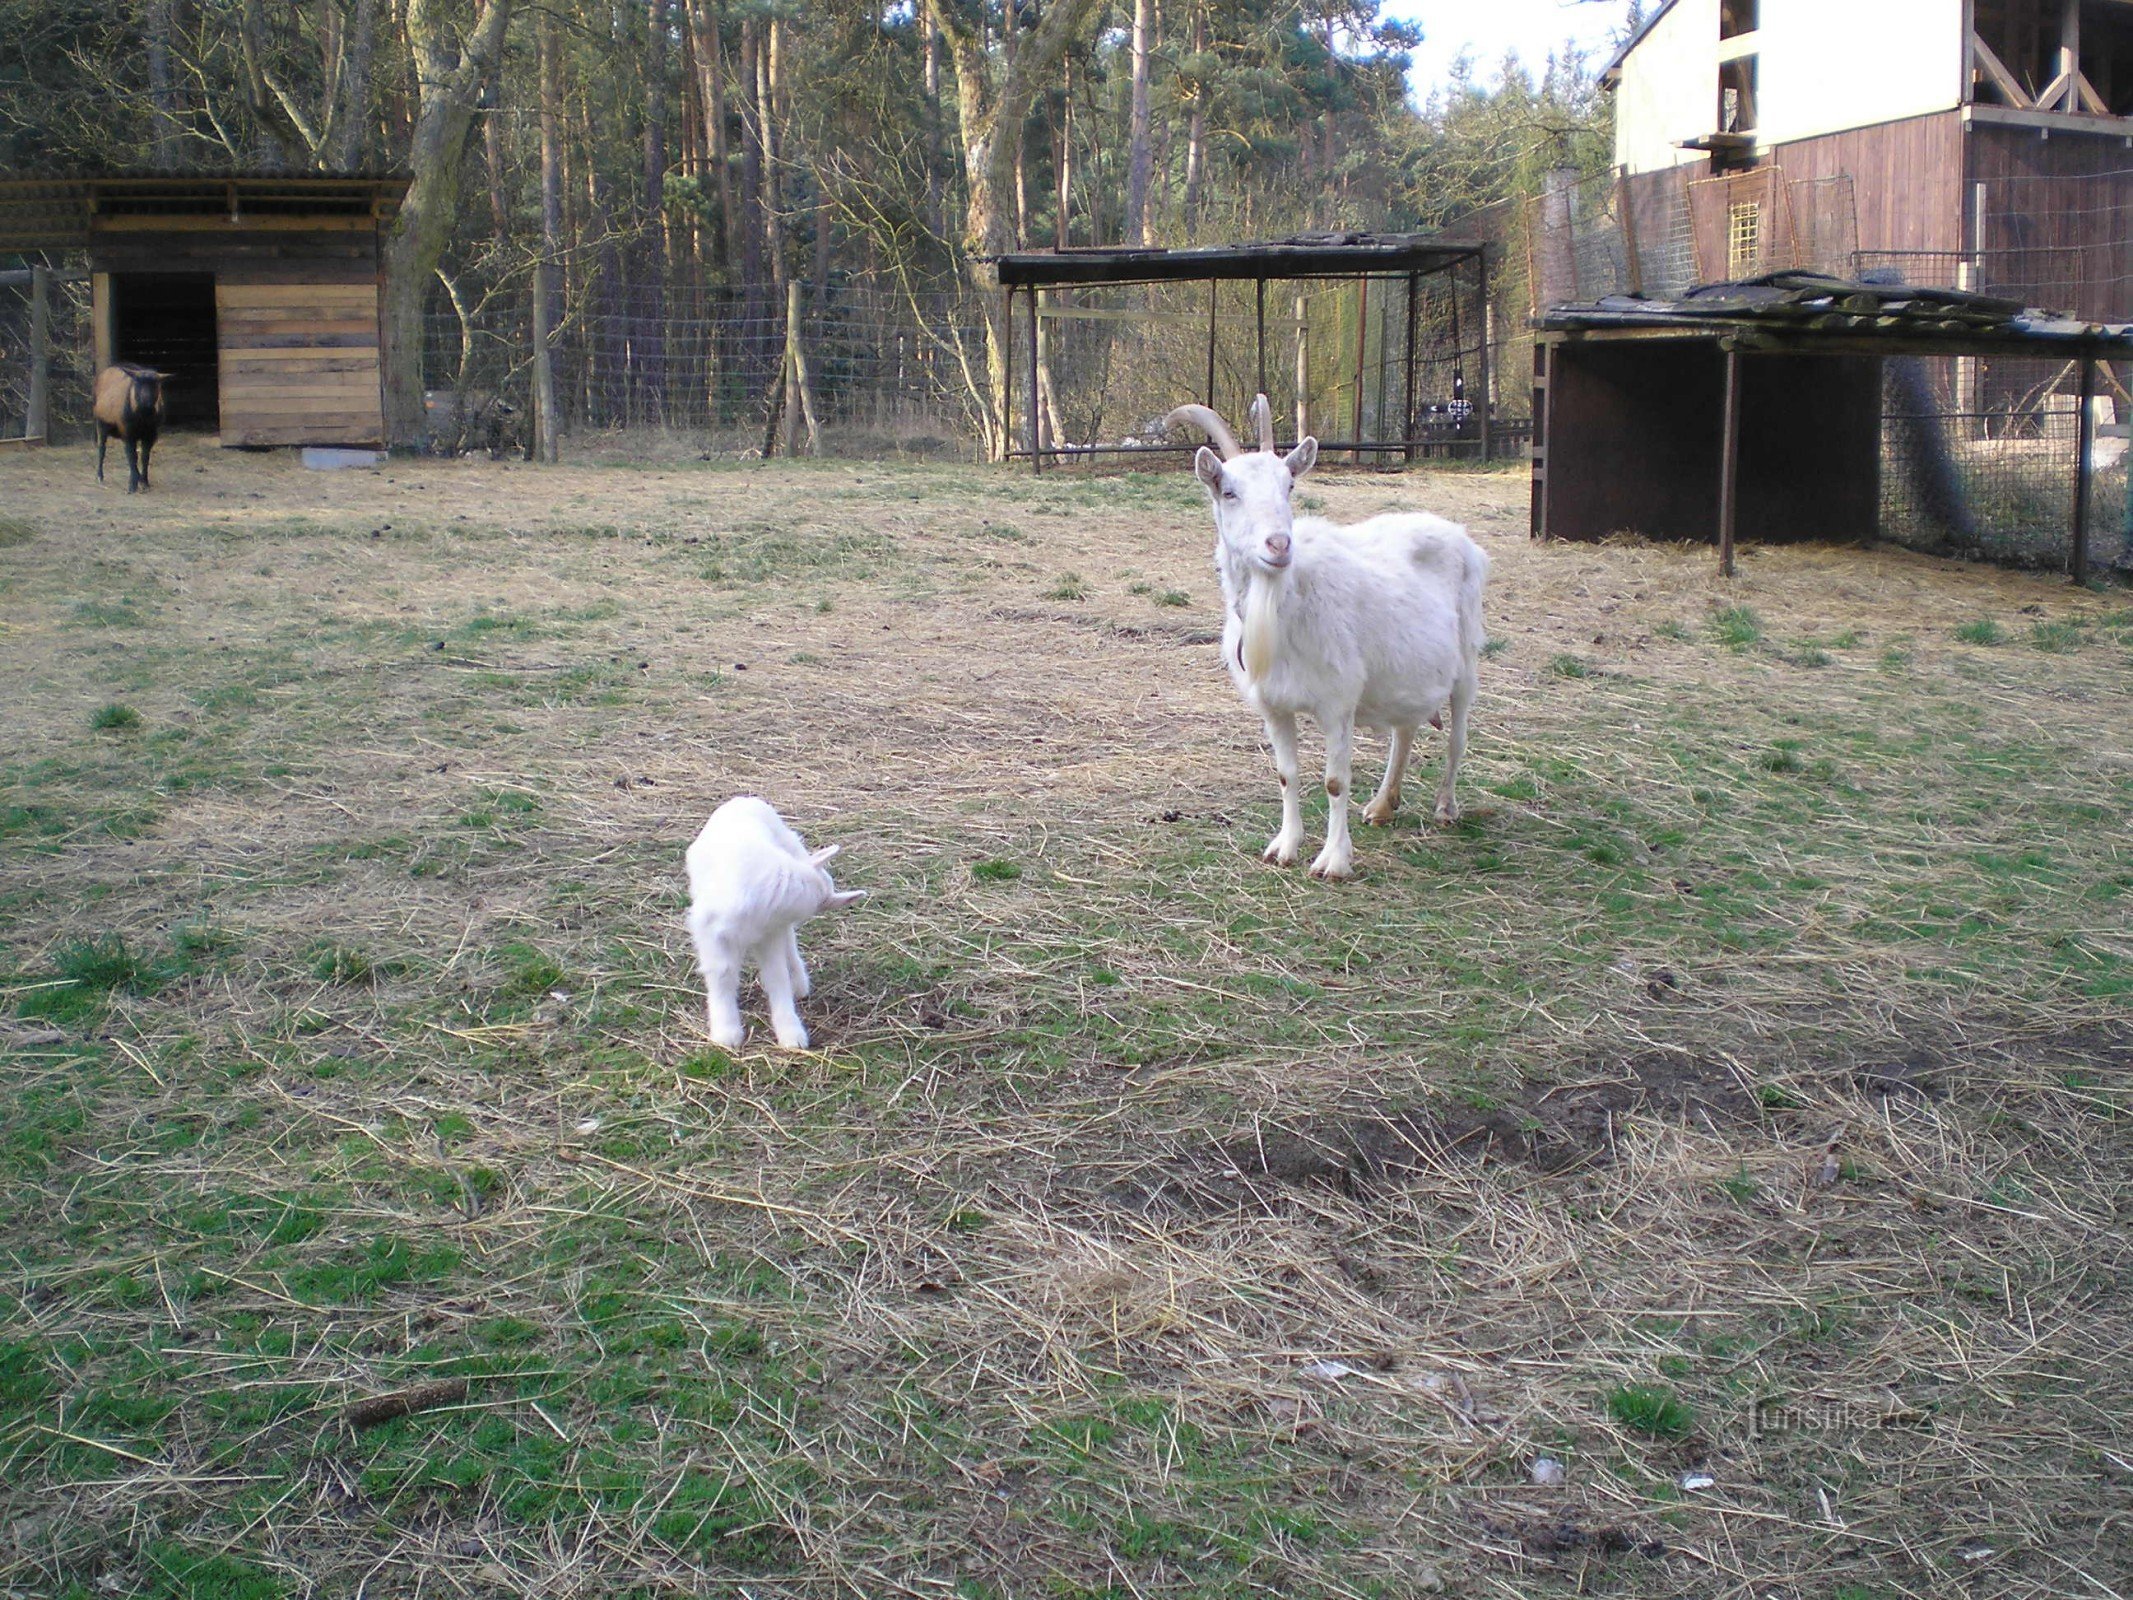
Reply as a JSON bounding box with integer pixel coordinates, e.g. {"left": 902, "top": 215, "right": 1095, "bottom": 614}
{"left": 1972, "top": 30, "right": 2033, "bottom": 107}
{"left": 2075, "top": 72, "right": 2109, "bottom": 116}
{"left": 2061, "top": 0, "right": 2081, "bottom": 111}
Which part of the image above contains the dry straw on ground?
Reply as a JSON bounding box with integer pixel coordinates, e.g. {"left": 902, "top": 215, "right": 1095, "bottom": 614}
{"left": 0, "top": 436, "right": 2128, "bottom": 1598}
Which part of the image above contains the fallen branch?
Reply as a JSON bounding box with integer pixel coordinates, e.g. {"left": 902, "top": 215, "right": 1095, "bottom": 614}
{"left": 342, "top": 1378, "right": 469, "bottom": 1430}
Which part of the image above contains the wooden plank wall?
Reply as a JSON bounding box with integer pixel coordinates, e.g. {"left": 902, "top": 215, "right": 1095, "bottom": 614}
{"left": 87, "top": 225, "right": 385, "bottom": 447}
{"left": 1773, "top": 111, "right": 1967, "bottom": 257}
{"left": 1968, "top": 122, "right": 2133, "bottom": 320}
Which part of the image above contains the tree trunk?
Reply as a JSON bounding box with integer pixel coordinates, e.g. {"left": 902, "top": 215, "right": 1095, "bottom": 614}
{"left": 148, "top": 0, "right": 178, "bottom": 170}
{"left": 326, "top": 0, "right": 377, "bottom": 170}
{"left": 641, "top": 0, "right": 670, "bottom": 420}
{"left": 1124, "top": 0, "right": 1153, "bottom": 245}
{"left": 535, "top": 7, "right": 562, "bottom": 458}
{"left": 925, "top": 0, "right": 1107, "bottom": 460}
{"left": 381, "top": 0, "right": 515, "bottom": 446}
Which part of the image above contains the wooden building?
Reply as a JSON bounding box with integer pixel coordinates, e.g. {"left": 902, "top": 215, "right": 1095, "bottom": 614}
{"left": 0, "top": 174, "right": 407, "bottom": 446}
{"left": 1604, "top": 0, "right": 2133, "bottom": 317}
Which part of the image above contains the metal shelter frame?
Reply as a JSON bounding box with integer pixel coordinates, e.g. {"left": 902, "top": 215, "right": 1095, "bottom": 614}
{"left": 1534, "top": 280, "right": 2133, "bottom": 584}
{"left": 991, "top": 232, "right": 1492, "bottom": 472}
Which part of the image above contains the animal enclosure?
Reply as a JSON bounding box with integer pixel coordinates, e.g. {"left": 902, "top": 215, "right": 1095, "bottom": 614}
{"left": 0, "top": 441, "right": 2128, "bottom": 1598}
{"left": 0, "top": 176, "right": 407, "bottom": 449}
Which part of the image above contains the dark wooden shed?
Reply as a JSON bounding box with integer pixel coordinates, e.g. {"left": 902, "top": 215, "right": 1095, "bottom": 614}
{"left": 1531, "top": 273, "right": 2133, "bottom": 582}
{"left": 0, "top": 174, "right": 407, "bottom": 447}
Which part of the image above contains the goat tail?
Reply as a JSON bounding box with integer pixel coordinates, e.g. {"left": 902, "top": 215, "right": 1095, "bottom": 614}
{"left": 1456, "top": 539, "right": 1490, "bottom": 672}
{"left": 1241, "top": 574, "right": 1280, "bottom": 683}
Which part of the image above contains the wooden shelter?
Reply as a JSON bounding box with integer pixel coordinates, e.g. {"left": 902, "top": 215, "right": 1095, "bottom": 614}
{"left": 1532, "top": 272, "right": 2133, "bottom": 582}
{"left": 0, "top": 174, "right": 407, "bottom": 447}
{"left": 992, "top": 232, "right": 1494, "bottom": 471}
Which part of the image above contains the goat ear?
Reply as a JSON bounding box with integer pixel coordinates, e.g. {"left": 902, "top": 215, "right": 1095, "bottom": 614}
{"left": 807, "top": 844, "right": 841, "bottom": 868}
{"left": 1194, "top": 446, "right": 1224, "bottom": 491}
{"left": 824, "top": 888, "right": 866, "bottom": 910}
{"left": 1286, "top": 436, "right": 1319, "bottom": 479}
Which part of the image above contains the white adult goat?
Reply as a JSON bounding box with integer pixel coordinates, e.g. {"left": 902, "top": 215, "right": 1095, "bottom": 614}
{"left": 1166, "top": 394, "right": 1488, "bottom": 880}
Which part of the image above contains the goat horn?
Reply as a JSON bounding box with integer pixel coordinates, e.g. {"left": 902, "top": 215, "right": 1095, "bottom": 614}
{"left": 1163, "top": 403, "right": 1243, "bottom": 459}
{"left": 1249, "top": 393, "right": 1274, "bottom": 452}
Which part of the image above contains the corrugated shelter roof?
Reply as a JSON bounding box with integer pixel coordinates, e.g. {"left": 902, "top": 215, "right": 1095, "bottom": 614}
{"left": 992, "top": 230, "right": 1487, "bottom": 288}
{"left": 1540, "top": 271, "right": 2133, "bottom": 355}
{"left": 0, "top": 174, "right": 409, "bottom": 253}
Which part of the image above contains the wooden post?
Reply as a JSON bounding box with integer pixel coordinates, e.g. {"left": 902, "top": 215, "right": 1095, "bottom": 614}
{"left": 1204, "top": 280, "right": 1217, "bottom": 407}
{"left": 1718, "top": 343, "right": 1743, "bottom": 578}
{"left": 787, "top": 276, "right": 820, "bottom": 456}
{"left": 2060, "top": 0, "right": 2081, "bottom": 111}
{"left": 531, "top": 260, "right": 558, "bottom": 463}
{"left": 1477, "top": 253, "right": 1494, "bottom": 464}
{"left": 1027, "top": 281, "right": 1042, "bottom": 473}
{"left": 27, "top": 264, "right": 49, "bottom": 444}
{"left": 1616, "top": 168, "right": 1643, "bottom": 296}
{"left": 2072, "top": 353, "right": 2094, "bottom": 584}
{"left": 1403, "top": 270, "right": 1420, "bottom": 464}
{"left": 1350, "top": 276, "right": 1368, "bottom": 463}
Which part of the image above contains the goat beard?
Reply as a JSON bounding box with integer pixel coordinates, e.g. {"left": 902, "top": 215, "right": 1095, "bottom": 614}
{"left": 1241, "top": 572, "right": 1281, "bottom": 683}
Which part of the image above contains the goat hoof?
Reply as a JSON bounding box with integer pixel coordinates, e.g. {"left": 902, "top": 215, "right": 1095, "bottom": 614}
{"left": 1262, "top": 838, "right": 1300, "bottom": 867}
{"left": 1434, "top": 801, "right": 1460, "bottom": 825}
{"left": 1308, "top": 852, "right": 1354, "bottom": 880}
{"left": 1362, "top": 802, "right": 1397, "bottom": 826}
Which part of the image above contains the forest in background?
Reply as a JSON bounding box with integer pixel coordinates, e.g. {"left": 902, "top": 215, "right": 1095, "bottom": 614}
{"left": 0, "top": 1, "right": 1618, "bottom": 453}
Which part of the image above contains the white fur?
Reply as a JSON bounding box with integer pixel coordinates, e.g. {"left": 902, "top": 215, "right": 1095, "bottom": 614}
{"left": 1180, "top": 395, "right": 1488, "bottom": 880}
{"left": 684, "top": 797, "right": 863, "bottom": 1050}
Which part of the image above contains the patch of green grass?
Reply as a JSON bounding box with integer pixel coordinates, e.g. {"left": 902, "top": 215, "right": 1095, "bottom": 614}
{"left": 142, "top": 1541, "right": 284, "bottom": 1600}
{"left": 1710, "top": 606, "right": 1763, "bottom": 648}
{"left": 1045, "top": 573, "right": 1091, "bottom": 601}
{"left": 1652, "top": 620, "right": 1692, "bottom": 642}
{"left": 1480, "top": 636, "right": 1510, "bottom": 658}
{"left": 286, "top": 1233, "right": 460, "bottom": 1304}
{"left": 1955, "top": 618, "right": 2005, "bottom": 646}
{"left": 0, "top": 514, "right": 35, "bottom": 547}
{"left": 1606, "top": 1384, "right": 1694, "bottom": 1438}
{"left": 1155, "top": 589, "right": 1190, "bottom": 607}
{"left": 2029, "top": 619, "right": 2084, "bottom": 652}
{"left": 306, "top": 941, "right": 402, "bottom": 984}
{"left": 971, "top": 859, "right": 1023, "bottom": 884}
{"left": 90, "top": 703, "right": 143, "bottom": 731}
{"left": 495, "top": 941, "right": 566, "bottom": 997}
{"left": 1547, "top": 654, "right": 1593, "bottom": 679}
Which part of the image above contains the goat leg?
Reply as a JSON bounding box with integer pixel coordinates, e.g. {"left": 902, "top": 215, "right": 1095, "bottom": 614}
{"left": 1309, "top": 712, "right": 1357, "bottom": 879}
{"left": 1364, "top": 725, "right": 1415, "bottom": 826}
{"left": 1261, "top": 709, "right": 1304, "bottom": 866}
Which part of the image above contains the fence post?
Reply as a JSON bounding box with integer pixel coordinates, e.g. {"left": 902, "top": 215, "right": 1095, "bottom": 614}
{"left": 28, "top": 264, "right": 50, "bottom": 444}
{"left": 1477, "top": 253, "right": 1494, "bottom": 464}
{"left": 787, "top": 276, "right": 821, "bottom": 456}
{"left": 531, "top": 260, "right": 558, "bottom": 463}
{"left": 2072, "top": 353, "right": 2094, "bottom": 585}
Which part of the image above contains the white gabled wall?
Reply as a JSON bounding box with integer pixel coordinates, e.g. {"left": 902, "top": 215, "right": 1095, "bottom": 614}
{"left": 1613, "top": 0, "right": 1966, "bottom": 171}
{"left": 1755, "top": 0, "right": 1964, "bottom": 146}
{"left": 1613, "top": 0, "right": 1723, "bottom": 174}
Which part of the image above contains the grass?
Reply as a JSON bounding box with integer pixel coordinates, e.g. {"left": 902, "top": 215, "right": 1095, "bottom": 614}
{"left": 0, "top": 440, "right": 2128, "bottom": 1599}
{"left": 89, "top": 703, "right": 142, "bottom": 731}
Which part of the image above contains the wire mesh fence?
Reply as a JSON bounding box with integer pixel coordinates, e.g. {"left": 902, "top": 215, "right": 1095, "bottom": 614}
{"left": 0, "top": 272, "right": 91, "bottom": 444}
{"left": 421, "top": 281, "right": 994, "bottom": 457}
{"left": 1015, "top": 272, "right": 1526, "bottom": 466}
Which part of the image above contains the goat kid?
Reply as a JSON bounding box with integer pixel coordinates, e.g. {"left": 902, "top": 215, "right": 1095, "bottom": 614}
{"left": 93, "top": 364, "right": 166, "bottom": 494}
{"left": 1166, "top": 394, "right": 1488, "bottom": 880}
{"left": 684, "top": 797, "right": 863, "bottom": 1050}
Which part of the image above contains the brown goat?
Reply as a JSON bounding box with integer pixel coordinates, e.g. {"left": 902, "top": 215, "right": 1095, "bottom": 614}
{"left": 93, "top": 364, "right": 166, "bottom": 493}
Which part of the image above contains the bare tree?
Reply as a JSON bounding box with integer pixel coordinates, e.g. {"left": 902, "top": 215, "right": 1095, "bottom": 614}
{"left": 381, "top": 0, "right": 514, "bottom": 445}
{"left": 924, "top": 0, "right": 1107, "bottom": 458}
